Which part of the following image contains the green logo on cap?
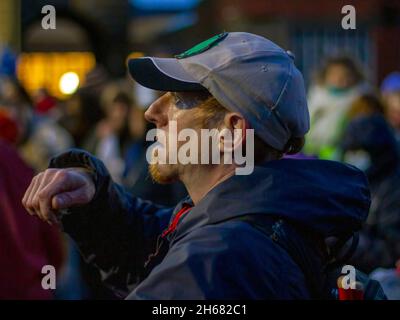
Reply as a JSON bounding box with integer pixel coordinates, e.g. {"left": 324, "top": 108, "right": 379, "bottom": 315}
{"left": 175, "top": 32, "right": 228, "bottom": 59}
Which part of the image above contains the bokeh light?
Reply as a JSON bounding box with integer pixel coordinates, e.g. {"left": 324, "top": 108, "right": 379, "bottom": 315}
{"left": 59, "top": 71, "right": 80, "bottom": 95}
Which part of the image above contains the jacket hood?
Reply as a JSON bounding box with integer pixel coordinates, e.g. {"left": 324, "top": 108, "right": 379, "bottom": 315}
{"left": 173, "top": 159, "right": 371, "bottom": 240}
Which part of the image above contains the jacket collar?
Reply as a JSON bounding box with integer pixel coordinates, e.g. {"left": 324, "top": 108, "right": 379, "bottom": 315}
{"left": 167, "top": 159, "right": 370, "bottom": 243}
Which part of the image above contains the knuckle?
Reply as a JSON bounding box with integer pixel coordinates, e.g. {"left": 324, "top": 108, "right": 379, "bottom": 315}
{"left": 46, "top": 168, "right": 57, "bottom": 174}
{"left": 42, "top": 169, "right": 51, "bottom": 179}
{"left": 55, "top": 169, "right": 68, "bottom": 181}
{"left": 37, "top": 190, "right": 48, "bottom": 201}
{"left": 44, "top": 168, "right": 57, "bottom": 178}
{"left": 35, "top": 172, "right": 44, "bottom": 181}
{"left": 26, "top": 196, "right": 32, "bottom": 206}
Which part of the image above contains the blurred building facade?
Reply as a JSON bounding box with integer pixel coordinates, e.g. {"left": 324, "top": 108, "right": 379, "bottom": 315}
{"left": 209, "top": 0, "right": 400, "bottom": 86}
{"left": 0, "top": 0, "right": 398, "bottom": 99}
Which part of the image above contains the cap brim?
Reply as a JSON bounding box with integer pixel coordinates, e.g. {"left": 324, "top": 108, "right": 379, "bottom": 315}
{"left": 128, "top": 57, "right": 206, "bottom": 92}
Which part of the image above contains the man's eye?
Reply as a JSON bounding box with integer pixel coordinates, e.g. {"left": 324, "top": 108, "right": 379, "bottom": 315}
{"left": 175, "top": 96, "right": 188, "bottom": 108}
{"left": 175, "top": 96, "right": 182, "bottom": 104}
{"left": 173, "top": 93, "right": 199, "bottom": 109}
{"left": 172, "top": 94, "right": 181, "bottom": 104}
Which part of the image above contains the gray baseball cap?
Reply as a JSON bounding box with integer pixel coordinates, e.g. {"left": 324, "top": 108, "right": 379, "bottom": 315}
{"left": 128, "top": 32, "right": 309, "bottom": 151}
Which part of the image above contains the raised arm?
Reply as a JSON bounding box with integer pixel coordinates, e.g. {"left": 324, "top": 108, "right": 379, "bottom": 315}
{"left": 23, "top": 148, "right": 174, "bottom": 297}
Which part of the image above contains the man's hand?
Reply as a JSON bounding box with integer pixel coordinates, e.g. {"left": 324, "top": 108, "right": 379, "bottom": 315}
{"left": 22, "top": 168, "right": 96, "bottom": 225}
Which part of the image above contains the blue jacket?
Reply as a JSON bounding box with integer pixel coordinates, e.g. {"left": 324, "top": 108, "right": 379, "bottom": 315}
{"left": 50, "top": 149, "right": 370, "bottom": 299}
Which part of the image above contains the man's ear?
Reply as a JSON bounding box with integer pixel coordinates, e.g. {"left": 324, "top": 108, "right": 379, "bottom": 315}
{"left": 219, "top": 112, "right": 250, "bottom": 153}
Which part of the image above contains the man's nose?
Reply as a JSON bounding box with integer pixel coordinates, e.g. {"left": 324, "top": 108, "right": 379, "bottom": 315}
{"left": 144, "top": 94, "right": 168, "bottom": 126}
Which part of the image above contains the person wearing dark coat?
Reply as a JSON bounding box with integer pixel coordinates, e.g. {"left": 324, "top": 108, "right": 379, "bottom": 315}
{"left": 341, "top": 114, "right": 400, "bottom": 273}
{"left": 22, "top": 32, "right": 371, "bottom": 299}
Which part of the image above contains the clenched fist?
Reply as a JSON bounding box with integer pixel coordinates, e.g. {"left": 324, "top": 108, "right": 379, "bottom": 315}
{"left": 22, "top": 168, "right": 96, "bottom": 225}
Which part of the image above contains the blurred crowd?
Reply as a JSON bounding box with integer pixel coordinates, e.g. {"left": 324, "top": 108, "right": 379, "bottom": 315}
{"left": 1, "top": 53, "right": 400, "bottom": 299}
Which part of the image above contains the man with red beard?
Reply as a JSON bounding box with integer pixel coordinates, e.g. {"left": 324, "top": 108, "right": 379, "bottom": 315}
{"left": 23, "top": 32, "right": 371, "bottom": 299}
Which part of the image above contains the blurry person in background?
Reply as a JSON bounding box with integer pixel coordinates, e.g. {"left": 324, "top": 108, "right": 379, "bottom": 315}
{"left": 346, "top": 94, "right": 385, "bottom": 120}
{"left": 305, "top": 56, "right": 369, "bottom": 159}
{"left": 80, "top": 65, "right": 109, "bottom": 98}
{"left": 60, "top": 89, "right": 104, "bottom": 148}
{"left": 340, "top": 96, "right": 400, "bottom": 273}
{"left": 0, "top": 110, "right": 64, "bottom": 299}
{"left": 86, "top": 86, "right": 187, "bottom": 205}
{"left": 0, "top": 76, "right": 31, "bottom": 107}
{"left": 0, "top": 77, "right": 73, "bottom": 171}
{"left": 58, "top": 65, "right": 109, "bottom": 149}
{"left": 87, "top": 90, "right": 135, "bottom": 183}
{"left": 381, "top": 72, "right": 400, "bottom": 149}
